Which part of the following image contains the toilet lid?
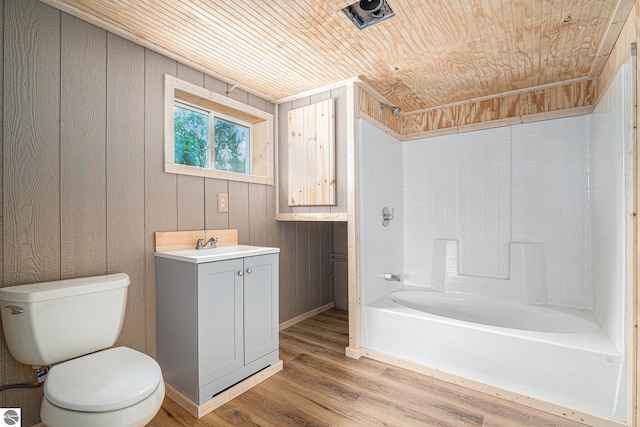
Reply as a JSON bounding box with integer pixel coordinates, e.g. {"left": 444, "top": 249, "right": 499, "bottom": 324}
{"left": 44, "top": 347, "right": 162, "bottom": 412}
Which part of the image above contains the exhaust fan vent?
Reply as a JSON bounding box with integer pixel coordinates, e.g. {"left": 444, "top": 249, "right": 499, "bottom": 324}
{"left": 343, "top": 0, "right": 396, "bottom": 30}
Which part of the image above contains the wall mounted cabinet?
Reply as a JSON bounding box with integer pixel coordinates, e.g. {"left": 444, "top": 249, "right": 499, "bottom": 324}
{"left": 277, "top": 87, "right": 348, "bottom": 221}
{"left": 287, "top": 98, "right": 336, "bottom": 206}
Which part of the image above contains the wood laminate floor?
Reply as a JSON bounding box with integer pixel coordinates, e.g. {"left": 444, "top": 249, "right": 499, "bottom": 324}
{"left": 149, "top": 309, "right": 589, "bottom": 427}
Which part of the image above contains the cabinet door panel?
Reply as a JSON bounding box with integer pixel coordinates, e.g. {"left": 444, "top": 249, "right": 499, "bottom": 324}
{"left": 198, "top": 258, "right": 244, "bottom": 385}
{"left": 244, "top": 254, "right": 279, "bottom": 364}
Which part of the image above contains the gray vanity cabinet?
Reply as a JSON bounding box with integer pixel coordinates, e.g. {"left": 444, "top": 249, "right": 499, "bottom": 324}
{"left": 197, "top": 258, "right": 244, "bottom": 385}
{"left": 156, "top": 250, "right": 279, "bottom": 405}
{"left": 243, "top": 255, "right": 279, "bottom": 364}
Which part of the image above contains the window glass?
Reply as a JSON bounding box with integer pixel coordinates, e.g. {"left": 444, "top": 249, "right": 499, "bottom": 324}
{"left": 214, "top": 117, "right": 250, "bottom": 174}
{"left": 173, "top": 103, "right": 253, "bottom": 175}
{"left": 174, "top": 103, "right": 210, "bottom": 168}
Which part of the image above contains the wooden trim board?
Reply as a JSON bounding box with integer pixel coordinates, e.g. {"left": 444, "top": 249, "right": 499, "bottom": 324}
{"left": 589, "top": 0, "right": 636, "bottom": 78}
{"left": 402, "top": 106, "right": 594, "bottom": 140}
{"left": 164, "top": 163, "right": 274, "bottom": 185}
{"left": 164, "top": 360, "right": 284, "bottom": 418}
{"left": 628, "top": 46, "right": 638, "bottom": 426}
{"left": 346, "top": 81, "right": 361, "bottom": 355}
{"left": 274, "top": 77, "right": 361, "bottom": 104}
{"left": 278, "top": 302, "right": 335, "bottom": 331}
{"left": 360, "top": 348, "right": 625, "bottom": 427}
{"left": 358, "top": 112, "right": 404, "bottom": 141}
{"left": 154, "top": 229, "right": 238, "bottom": 251}
{"left": 276, "top": 213, "right": 347, "bottom": 222}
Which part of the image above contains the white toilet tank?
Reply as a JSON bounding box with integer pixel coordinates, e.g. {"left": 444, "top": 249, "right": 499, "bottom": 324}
{"left": 0, "top": 273, "right": 129, "bottom": 366}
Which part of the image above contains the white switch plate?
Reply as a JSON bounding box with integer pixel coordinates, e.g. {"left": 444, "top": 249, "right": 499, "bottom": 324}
{"left": 217, "top": 193, "right": 228, "bottom": 213}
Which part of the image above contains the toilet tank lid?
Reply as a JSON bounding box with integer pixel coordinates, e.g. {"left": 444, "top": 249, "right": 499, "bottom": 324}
{"left": 0, "top": 273, "right": 130, "bottom": 303}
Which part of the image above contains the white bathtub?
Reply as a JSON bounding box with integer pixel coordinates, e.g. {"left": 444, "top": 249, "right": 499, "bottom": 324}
{"left": 363, "top": 288, "right": 626, "bottom": 421}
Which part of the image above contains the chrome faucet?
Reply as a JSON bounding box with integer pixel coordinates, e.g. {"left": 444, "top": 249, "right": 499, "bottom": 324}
{"left": 195, "top": 237, "right": 218, "bottom": 249}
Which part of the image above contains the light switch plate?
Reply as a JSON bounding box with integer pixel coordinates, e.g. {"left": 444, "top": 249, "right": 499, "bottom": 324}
{"left": 217, "top": 193, "right": 228, "bottom": 213}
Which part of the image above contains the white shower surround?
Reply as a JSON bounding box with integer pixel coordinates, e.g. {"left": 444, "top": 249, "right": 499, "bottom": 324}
{"left": 358, "top": 61, "right": 630, "bottom": 420}
{"left": 402, "top": 116, "right": 592, "bottom": 308}
{"left": 360, "top": 115, "right": 598, "bottom": 308}
{"left": 358, "top": 121, "right": 404, "bottom": 306}
{"left": 590, "top": 63, "right": 630, "bottom": 353}
{"left": 360, "top": 96, "right": 628, "bottom": 331}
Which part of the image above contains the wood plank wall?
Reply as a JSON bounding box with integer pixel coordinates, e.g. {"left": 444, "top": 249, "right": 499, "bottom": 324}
{"left": 358, "top": 78, "right": 596, "bottom": 139}
{"left": 400, "top": 79, "right": 596, "bottom": 137}
{"left": 357, "top": 79, "right": 599, "bottom": 141}
{"left": 1, "top": 1, "right": 333, "bottom": 423}
{"left": 332, "top": 222, "right": 349, "bottom": 311}
{"left": 357, "top": 87, "right": 403, "bottom": 136}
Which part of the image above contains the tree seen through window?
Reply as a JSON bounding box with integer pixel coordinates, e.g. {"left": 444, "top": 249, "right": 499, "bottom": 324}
{"left": 174, "top": 104, "right": 209, "bottom": 168}
{"left": 174, "top": 102, "right": 250, "bottom": 174}
{"left": 214, "top": 118, "right": 249, "bottom": 174}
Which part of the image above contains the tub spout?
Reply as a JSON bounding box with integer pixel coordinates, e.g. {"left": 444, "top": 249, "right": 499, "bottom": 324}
{"left": 384, "top": 273, "right": 403, "bottom": 282}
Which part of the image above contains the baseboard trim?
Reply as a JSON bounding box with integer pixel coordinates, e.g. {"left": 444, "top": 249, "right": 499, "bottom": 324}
{"left": 279, "top": 302, "right": 336, "bottom": 331}
{"left": 345, "top": 346, "right": 362, "bottom": 359}
{"left": 165, "top": 360, "right": 284, "bottom": 418}
{"left": 360, "top": 348, "right": 624, "bottom": 427}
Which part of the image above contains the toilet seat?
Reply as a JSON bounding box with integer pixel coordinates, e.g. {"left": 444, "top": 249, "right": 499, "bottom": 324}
{"left": 41, "top": 380, "right": 164, "bottom": 427}
{"left": 44, "top": 347, "right": 162, "bottom": 411}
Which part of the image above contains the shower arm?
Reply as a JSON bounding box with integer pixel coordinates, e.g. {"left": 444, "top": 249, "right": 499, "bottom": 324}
{"left": 379, "top": 102, "right": 401, "bottom": 116}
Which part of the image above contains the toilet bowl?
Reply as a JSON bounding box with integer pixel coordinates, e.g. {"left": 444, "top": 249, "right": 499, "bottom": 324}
{"left": 41, "top": 347, "right": 165, "bottom": 426}
{"left": 0, "top": 274, "right": 165, "bottom": 426}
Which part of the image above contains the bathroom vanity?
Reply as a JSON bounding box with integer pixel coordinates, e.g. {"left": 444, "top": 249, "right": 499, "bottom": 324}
{"left": 155, "top": 244, "right": 280, "bottom": 409}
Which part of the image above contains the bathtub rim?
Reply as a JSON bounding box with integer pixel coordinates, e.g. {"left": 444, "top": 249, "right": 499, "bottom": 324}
{"left": 363, "top": 286, "right": 626, "bottom": 422}
{"left": 368, "top": 285, "right": 620, "bottom": 357}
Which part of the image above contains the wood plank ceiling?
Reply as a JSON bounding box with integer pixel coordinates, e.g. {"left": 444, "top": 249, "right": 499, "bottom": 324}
{"left": 42, "top": 0, "right": 623, "bottom": 113}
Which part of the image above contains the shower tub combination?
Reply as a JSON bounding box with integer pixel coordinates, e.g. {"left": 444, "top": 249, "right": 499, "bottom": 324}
{"left": 363, "top": 288, "right": 626, "bottom": 422}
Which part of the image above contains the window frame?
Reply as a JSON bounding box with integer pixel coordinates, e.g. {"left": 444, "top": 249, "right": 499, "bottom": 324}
{"left": 164, "top": 74, "right": 274, "bottom": 185}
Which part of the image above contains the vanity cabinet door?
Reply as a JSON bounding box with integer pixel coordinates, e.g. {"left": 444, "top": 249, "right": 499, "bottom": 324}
{"left": 197, "top": 258, "right": 244, "bottom": 385}
{"left": 243, "top": 254, "right": 279, "bottom": 364}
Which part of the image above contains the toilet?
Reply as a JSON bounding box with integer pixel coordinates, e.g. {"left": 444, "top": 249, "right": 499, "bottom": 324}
{"left": 0, "top": 273, "right": 165, "bottom": 426}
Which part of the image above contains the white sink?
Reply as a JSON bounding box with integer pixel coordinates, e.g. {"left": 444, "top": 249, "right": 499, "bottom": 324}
{"left": 155, "top": 244, "right": 279, "bottom": 264}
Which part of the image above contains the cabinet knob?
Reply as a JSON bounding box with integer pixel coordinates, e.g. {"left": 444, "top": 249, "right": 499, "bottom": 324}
{"left": 246, "top": 268, "right": 253, "bottom": 274}
{"left": 238, "top": 271, "right": 244, "bottom": 276}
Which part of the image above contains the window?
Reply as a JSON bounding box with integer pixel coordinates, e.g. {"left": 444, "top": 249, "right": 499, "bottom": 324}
{"left": 174, "top": 102, "right": 210, "bottom": 168}
{"left": 165, "top": 75, "right": 273, "bottom": 185}
{"left": 173, "top": 102, "right": 251, "bottom": 173}
{"left": 213, "top": 117, "right": 250, "bottom": 174}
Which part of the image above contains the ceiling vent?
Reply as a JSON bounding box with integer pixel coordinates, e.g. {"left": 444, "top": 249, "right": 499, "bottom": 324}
{"left": 343, "top": 0, "right": 396, "bottom": 30}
